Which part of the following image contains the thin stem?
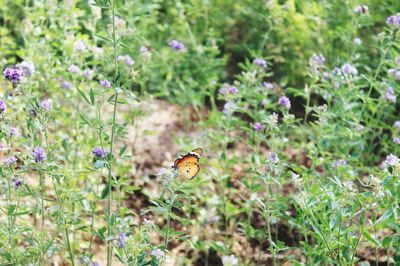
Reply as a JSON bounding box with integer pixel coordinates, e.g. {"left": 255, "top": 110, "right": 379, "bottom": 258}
{"left": 71, "top": 86, "right": 81, "bottom": 171}
{"left": 300, "top": 190, "right": 336, "bottom": 263}
{"left": 52, "top": 179, "right": 75, "bottom": 265}
{"left": 265, "top": 182, "right": 275, "bottom": 266}
{"left": 164, "top": 190, "right": 175, "bottom": 250}
{"left": 7, "top": 168, "right": 12, "bottom": 246}
{"left": 360, "top": 47, "right": 389, "bottom": 115}
{"left": 39, "top": 169, "right": 45, "bottom": 227}
{"left": 337, "top": 208, "right": 342, "bottom": 264}
{"left": 303, "top": 85, "right": 311, "bottom": 124}
{"left": 107, "top": 1, "right": 119, "bottom": 264}
{"left": 374, "top": 213, "right": 378, "bottom": 266}
{"left": 65, "top": 228, "right": 75, "bottom": 266}
{"left": 350, "top": 199, "right": 374, "bottom": 265}
{"left": 89, "top": 169, "right": 103, "bottom": 252}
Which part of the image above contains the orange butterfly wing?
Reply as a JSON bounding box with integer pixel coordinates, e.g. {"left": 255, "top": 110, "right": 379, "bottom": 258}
{"left": 191, "top": 148, "right": 203, "bottom": 157}
{"left": 174, "top": 154, "right": 199, "bottom": 166}
{"left": 176, "top": 161, "right": 200, "bottom": 180}
{"left": 174, "top": 148, "right": 203, "bottom": 179}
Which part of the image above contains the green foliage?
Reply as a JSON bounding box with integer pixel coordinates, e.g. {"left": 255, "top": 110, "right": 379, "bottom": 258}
{"left": 1, "top": 0, "right": 400, "bottom": 265}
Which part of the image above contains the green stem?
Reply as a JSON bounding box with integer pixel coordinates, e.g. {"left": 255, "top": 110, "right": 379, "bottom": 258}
{"left": 361, "top": 47, "right": 389, "bottom": 115}
{"left": 89, "top": 169, "right": 103, "bottom": 253}
{"left": 7, "top": 169, "right": 12, "bottom": 246}
{"left": 300, "top": 190, "right": 336, "bottom": 263}
{"left": 39, "top": 169, "right": 45, "bottom": 227}
{"left": 65, "top": 228, "right": 75, "bottom": 266}
{"left": 107, "top": 2, "right": 118, "bottom": 265}
{"left": 350, "top": 199, "right": 374, "bottom": 265}
{"left": 52, "top": 179, "right": 75, "bottom": 265}
{"left": 106, "top": 92, "right": 118, "bottom": 265}
{"left": 164, "top": 190, "right": 175, "bottom": 250}
{"left": 265, "top": 182, "right": 275, "bottom": 266}
{"left": 303, "top": 85, "right": 311, "bottom": 124}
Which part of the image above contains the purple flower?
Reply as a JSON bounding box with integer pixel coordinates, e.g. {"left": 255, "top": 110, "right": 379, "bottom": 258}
{"left": 74, "top": 40, "right": 87, "bottom": 52}
{"left": 384, "top": 86, "right": 396, "bottom": 103}
{"left": 219, "top": 84, "right": 237, "bottom": 96}
{"left": 68, "top": 64, "right": 80, "bottom": 74}
{"left": 267, "top": 152, "right": 279, "bottom": 164}
{"left": 61, "top": 81, "right": 73, "bottom": 90}
{"left": 92, "top": 147, "right": 107, "bottom": 159}
{"left": 4, "top": 156, "right": 17, "bottom": 165}
{"left": 387, "top": 14, "right": 400, "bottom": 27}
{"left": 395, "top": 71, "right": 400, "bottom": 81}
{"left": 3, "top": 67, "right": 24, "bottom": 84}
{"left": 40, "top": 99, "right": 52, "bottom": 111}
{"left": 253, "top": 58, "right": 267, "bottom": 68}
{"left": 321, "top": 72, "right": 330, "bottom": 80}
{"left": 17, "top": 61, "right": 35, "bottom": 77}
{"left": 353, "top": 38, "right": 362, "bottom": 45}
{"left": 341, "top": 63, "right": 358, "bottom": 76}
{"left": 114, "top": 232, "right": 127, "bottom": 249}
{"left": 228, "top": 86, "right": 238, "bottom": 94}
{"left": 222, "top": 101, "right": 236, "bottom": 116}
{"left": 393, "top": 137, "right": 400, "bottom": 144}
{"left": 253, "top": 122, "right": 264, "bottom": 131}
{"left": 0, "top": 99, "right": 6, "bottom": 114}
{"left": 100, "top": 79, "right": 111, "bottom": 88}
{"left": 310, "top": 53, "right": 325, "bottom": 67}
{"left": 117, "top": 55, "right": 135, "bottom": 66}
{"left": 332, "top": 159, "right": 347, "bottom": 168}
{"left": 13, "top": 178, "right": 23, "bottom": 189}
{"left": 353, "top": 5, "right": 368, "bottom": 14}
{"left": 278, "top": 96, "right": 291, "bottom": 109}
{"left": 263, "top": 82, "right": 274, "bottom": 90}
{"left": 32, "top": 146, "right": 46, "bottom": 163}
{"left": 83, "top": 69, "right": 94, "bottom": 80}
{"left": 140, "top": 46, "right": 149, "bottom": 53}
{"left": 90, "top": 262, "right": 100, "bottom": 266}
{"left": 157, "top": 167, "right": 167, "bottom": 178}
{"left": 384, "top": 154, "right": 399, "bottom": 167}
{"left": 9, "top": 127, "right": 17, "bottom": 136}
{"left": 394, "top": 121, "right": 400, "bottom": 129}
{"left": 151, "top": 248, "right": 165, "bottom": 260}
{"left": 93, "top": 46, "right": 104, "bottom": 55}
{"left": 390, "top": 70, "right": 400, "bottom": 81}
{"left": 158, "top": 168, "right": 173, "bottom": 185}
{"left": 169, "top": 40, "right": 185, "bottom": 51}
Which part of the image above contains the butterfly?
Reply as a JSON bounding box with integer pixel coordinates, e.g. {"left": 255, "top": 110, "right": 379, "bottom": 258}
{"left": 173, "top": 148, "right": 203, "bottom": 180}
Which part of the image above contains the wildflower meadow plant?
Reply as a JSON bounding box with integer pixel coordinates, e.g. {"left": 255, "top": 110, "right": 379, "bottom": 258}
{"left": 1, "top": 1, "right": 399, "bottom": 265}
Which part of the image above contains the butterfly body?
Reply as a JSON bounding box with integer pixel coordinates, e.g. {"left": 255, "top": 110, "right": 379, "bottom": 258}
{"left": 173, "top": 148, "right": 203, "bottom": 180}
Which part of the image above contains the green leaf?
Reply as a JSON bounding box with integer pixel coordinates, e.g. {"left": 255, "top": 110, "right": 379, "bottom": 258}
{"left": 89, "top": 88, "right": 95, "bottom": 105}
{"left": 123, "top": 185, "right": 140, "bottom": 193}
{"left": 119, "top": 144, "right": 127, "bottom": 156}
{"left": 362, "top": 229, "right": 379, "bottom": 246}
{"left": 7, "top": 204, "right": 16, "bottom": 215}
{"left": 77, "top": 88, "right": 91, "bottom": 105}
{"left": 382, "top": 236, "right": 392, "bottom": 248}
{"left": 97, "top": 226, "right": 107, "bottom": 241}
{"left": 376, "top": 210, "right": 393, "bottom": 224}
{"left": 12, "top": 210, "right": 31, "bottom": 216}
{"left": 101, "top": 182, "right": 111, "bottom": 199}
{"left": 94, "top": 33, "right": 112, "bottom": 42}
{"left": 79, "top": 114, "right": 92, "bottom": 126}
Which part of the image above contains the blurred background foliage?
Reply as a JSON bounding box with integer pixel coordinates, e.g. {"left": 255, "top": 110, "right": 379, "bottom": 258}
{"left": 1, "top": 0, "right": 399, "bottom": 107}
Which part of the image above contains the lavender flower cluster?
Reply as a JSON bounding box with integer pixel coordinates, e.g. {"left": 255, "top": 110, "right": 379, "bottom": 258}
{"left": 3, "top": 67, "right": 24, "bottom": 84}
